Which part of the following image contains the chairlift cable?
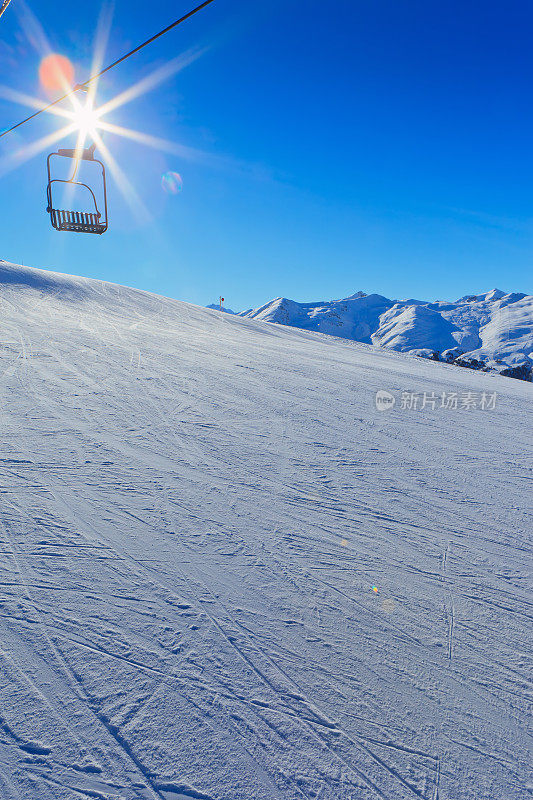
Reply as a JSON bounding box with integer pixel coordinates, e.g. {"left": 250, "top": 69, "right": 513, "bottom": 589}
{"left": 0, "top": 0, "right": 14, "bottom": 21}
{"left": 0, "top": 0, "right": 215, "bottom": 139}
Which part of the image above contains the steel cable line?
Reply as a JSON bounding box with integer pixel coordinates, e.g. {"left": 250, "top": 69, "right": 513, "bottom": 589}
{"left": 0, "top": 0, "right": 215, "bottom": 139}
{"left": 0, "top": 0, "right": 14, "bottom": 21}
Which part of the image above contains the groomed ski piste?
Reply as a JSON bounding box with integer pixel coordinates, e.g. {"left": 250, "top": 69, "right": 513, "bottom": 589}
{"left": 0, "top": 260, "right": 531, "bottom": 800}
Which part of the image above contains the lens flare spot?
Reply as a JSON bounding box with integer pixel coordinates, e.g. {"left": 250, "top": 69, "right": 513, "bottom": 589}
{"left": 39, "top": 54, "right": 75, "bottom": 93}
{"left": 161, "top": 171, "right": 183, "bottom": 194}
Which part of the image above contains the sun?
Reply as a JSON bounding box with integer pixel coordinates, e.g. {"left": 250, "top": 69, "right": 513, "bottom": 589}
{"left": 67, "top": 97, "right": 102, "bottom": 145}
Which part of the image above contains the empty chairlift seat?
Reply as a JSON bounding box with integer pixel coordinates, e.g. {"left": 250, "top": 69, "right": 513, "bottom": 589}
{"left": 46, "top": 146, "right": 108, "bottom": 235}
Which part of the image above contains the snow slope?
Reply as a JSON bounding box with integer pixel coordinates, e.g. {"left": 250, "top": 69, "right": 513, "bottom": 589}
{"left": 0, "top": 260, "right": 532, "bottom": 800}
{"left": 242, "top": 290, "right": 533, "bottom": 378}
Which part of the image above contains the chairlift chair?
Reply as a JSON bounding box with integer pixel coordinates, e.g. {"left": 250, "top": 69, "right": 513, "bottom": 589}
{"left": 46, "top": 144, "right": 108, "bottom": 234}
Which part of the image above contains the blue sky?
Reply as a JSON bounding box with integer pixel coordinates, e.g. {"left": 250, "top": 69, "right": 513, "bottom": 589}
{"left": 0, "top": 0, "right": 531, "bottom": 311}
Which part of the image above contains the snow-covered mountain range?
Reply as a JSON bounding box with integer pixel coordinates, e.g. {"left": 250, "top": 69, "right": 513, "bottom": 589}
{"left": 238, "top": 289, "right": 533, "bottom": 380}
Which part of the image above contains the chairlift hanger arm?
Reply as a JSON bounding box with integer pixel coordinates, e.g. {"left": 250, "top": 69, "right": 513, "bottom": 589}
{"left": 0, "top": 0, "right": 215, "bottom": 139}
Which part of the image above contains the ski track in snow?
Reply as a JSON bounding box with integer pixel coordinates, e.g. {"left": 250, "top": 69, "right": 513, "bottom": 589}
{"left": 0, "top": 262, "right": 531, "bottom": 800}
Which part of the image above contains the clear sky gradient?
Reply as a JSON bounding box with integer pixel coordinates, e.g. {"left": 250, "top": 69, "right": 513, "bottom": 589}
{"left": 0, "top": 0, "right": 531, "bottom": 311}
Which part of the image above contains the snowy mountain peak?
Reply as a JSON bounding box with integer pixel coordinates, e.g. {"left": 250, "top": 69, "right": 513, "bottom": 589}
{"left": 456, "top": 288, "right": 506, "bottom": 303}
{"left": 484, "top": 288, "right": 506, "bottom": 301}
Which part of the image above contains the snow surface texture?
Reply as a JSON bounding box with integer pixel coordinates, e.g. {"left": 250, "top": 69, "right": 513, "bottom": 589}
{"left": 0, "top": 259, "right": 532, "bottom": 800}
{"left": 241, "top": 290, "right": 533, "bottom": 380}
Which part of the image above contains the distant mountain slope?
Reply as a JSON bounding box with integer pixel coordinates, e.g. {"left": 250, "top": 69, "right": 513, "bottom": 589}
{"left": 242, "top": 289, "right": 533, "bottom": 379}
{"left": 206, "top": 303, "right": 236, "bottom": 314}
